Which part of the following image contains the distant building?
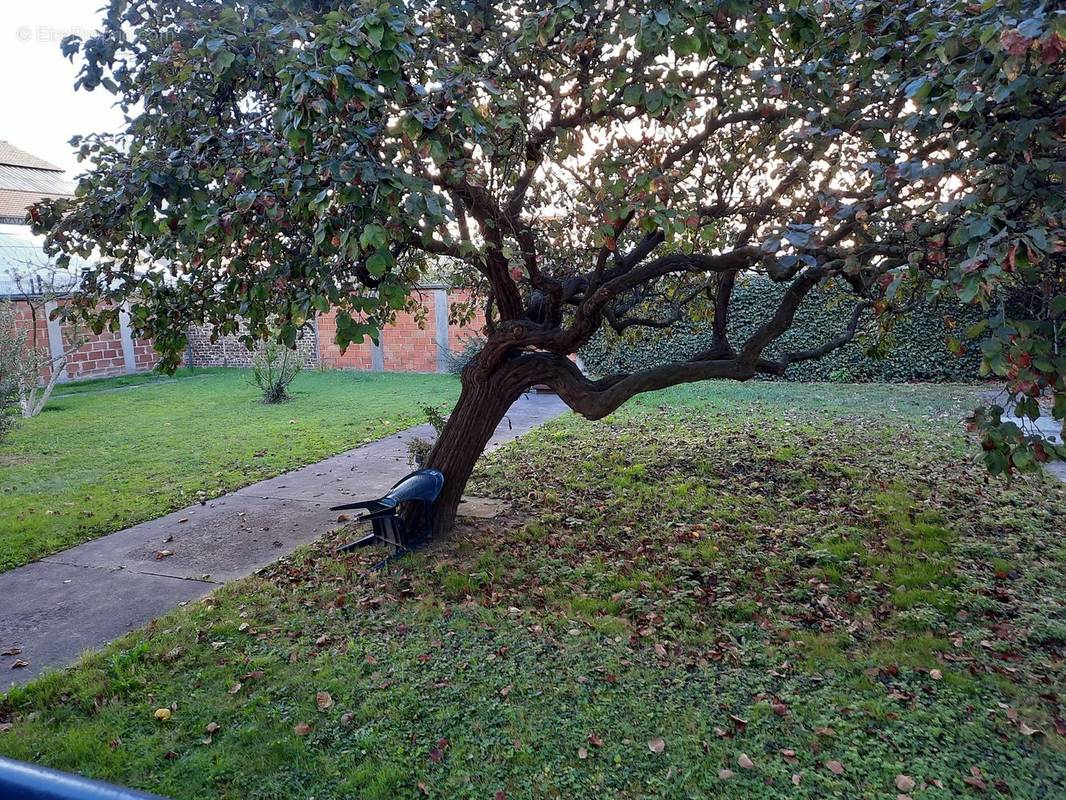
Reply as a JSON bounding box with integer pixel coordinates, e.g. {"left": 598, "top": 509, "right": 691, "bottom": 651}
{"left": 0, "top": 140, "right": 73, "bottom": 226}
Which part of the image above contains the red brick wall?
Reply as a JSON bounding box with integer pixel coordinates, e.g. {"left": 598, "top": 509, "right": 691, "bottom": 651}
{"left": 7, "top": 286, "right": 486, "bottom": 383}
{"left": 382, "top": 302, "right": 437, "bottom": 373}
{"left": 317, "top": 287, "right": 486, "bottom": 373}
{"left": 315, "top": 312, "right": 375, "bottom": 370}
{"left": 134, "top": 337, "right": 159, "bottom": 371}
{"left": 5, "top": 298, "right": 157, "bottom": 382}
{"left": 64, "top": 325, "right": 127, "bottom": 380}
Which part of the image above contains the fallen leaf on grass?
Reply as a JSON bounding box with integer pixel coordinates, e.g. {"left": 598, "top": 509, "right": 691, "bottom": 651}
{"left": 895, "top": 774, "right": 916, "bottom": 792}
{"left": 648, "top": 737, "right": 665, "bottom": 754}
{"left": 963, "top": 766, "right": 986, "bottom": 791}
{"left": 737, "top": 753, "right": 754, "bottom": 769}
{"left": 293, "top": 722, "right": 311, "bottom": 736}
{"left": 718, "top": 768, "right": 734, "bottom": 780}
{"left": 153, "top": 708, "right": 171, "bottom": 721}
{"left": 826, "top": 760, "right": 845, "bottom": 775}
{"left": 577, "top": 747, "right": 588, "bottom": 759}
{"left": 316, "top": 691, "right": 333, "bottom": 711}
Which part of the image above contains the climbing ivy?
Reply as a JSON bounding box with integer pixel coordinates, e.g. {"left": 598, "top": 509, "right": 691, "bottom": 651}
{"left": 582, "top": 277, "right": 985, "bottom": 383}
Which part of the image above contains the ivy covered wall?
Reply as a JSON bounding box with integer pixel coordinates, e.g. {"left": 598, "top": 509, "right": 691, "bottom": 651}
{"left": 581, "top": 277, "right": 986, "bottom": 382}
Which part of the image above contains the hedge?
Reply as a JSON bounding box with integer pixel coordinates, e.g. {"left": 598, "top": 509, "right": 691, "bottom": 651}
{"left": 580, "top": 277, "right": 985, "bottom": 383}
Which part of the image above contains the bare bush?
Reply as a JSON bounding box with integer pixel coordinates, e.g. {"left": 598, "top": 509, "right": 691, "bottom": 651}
{"left": 251, "top": 339, "right": 302, "bottom": 403}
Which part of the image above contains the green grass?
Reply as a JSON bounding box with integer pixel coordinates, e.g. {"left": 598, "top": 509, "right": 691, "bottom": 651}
{"left": 0, "top": 368, "right": 457, "bottom": 571}
{"left": 2, "top": 381, "right": 1065, "bottom": 798}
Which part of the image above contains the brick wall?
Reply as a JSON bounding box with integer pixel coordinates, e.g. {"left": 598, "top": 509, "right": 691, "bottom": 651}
{"left": 317, "top": 286, "right": 486, "bottom": 373}
{"left": 315, "top": 311, "right": 376, "bottom": 370}
{"left": 381, "top": 300, "right": 438, "bottom": 373}
{"left": 7, "top": 286, "right": 487, "bottom": 384}
{"left": 4, "top": 298, "right": 158, "bottom": 383}
{"left": 184, "top": 321, "right": 318, "bottom": 369}
{"left": 63, "top": 325, "right": 128, "bottom": 380}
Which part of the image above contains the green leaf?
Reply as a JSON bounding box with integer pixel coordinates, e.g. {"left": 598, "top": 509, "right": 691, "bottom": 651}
{"left": 365, "top": 249, "right": 391, "bottom": 277}
{"left": 359, "top": 223, "right": 387, "bottom": 250}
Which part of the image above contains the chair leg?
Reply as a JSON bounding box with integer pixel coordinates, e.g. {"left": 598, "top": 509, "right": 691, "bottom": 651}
{"left": 337, "top": 532, "right": 378, "bottom": 553}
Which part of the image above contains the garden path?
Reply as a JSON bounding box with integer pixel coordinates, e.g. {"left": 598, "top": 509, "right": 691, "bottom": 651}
{"left": 0, "top": 392, "right": 568, "bottom": 688}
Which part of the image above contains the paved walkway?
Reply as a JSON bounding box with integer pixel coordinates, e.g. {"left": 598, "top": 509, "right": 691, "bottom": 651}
{"left": 0, "top": 393, "right": 568, "bottom": 688}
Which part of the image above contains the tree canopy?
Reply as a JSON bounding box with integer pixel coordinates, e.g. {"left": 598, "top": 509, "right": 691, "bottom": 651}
{"left": 35, "top": 0, "right": 1066, "bottom": 519}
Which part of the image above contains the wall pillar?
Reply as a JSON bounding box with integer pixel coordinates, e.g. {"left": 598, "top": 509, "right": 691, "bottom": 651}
{"left": 370, "top": 336, "right": 385, "bottom": 371}
{"left": 118, "top": 304, "right": 137, "bottom": 374}
{"left": 43, "top": 300, "right": 69, "bottom": 384}
{"left": 434, "top": 287, "right": 450, "bottom": 373}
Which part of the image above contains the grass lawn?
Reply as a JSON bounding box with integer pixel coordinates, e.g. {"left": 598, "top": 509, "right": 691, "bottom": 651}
{"left": 2, "top": 381, "right": 1064, "bottom": 798}
{"left": 0, "top": 368, "right": 458, "bottom": 571}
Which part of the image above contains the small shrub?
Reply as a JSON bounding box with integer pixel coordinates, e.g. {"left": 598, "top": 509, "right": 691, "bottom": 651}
{"left": 0, "top": 302, "right": 25, "bottom": 443}
{"left": 251, "top": 339, "right": 302, "bottom": 403}
{"left": 445, "top": 334, "right": 485, "bottom": 375}
{"left": 406, "top": 403, "right": 450, "bottom": 467}
{"left": 406, "top": 437, "right": 432, "bottom": 468}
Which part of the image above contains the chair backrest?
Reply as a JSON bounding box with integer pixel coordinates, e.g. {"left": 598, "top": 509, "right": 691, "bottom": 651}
{"left": 384, "top": 469, "right": 444, "bottom": 506}
{"left": 0, "top": 755, "right": 164, "bottom": 800}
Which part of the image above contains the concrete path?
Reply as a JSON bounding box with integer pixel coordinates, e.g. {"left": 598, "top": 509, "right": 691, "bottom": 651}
{"left": 0, "top": 392, "right": 568, "bottom": 689}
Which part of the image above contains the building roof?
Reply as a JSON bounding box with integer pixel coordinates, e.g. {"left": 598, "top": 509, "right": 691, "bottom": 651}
{"left": 0, "top": 140, "right": 74, "bottom": 225}
{"left": 0, "top": 141, "right": 64, "bottom": 172}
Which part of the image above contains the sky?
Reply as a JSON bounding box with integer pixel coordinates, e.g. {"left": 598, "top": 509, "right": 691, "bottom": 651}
{"left": 1, "top": 1, "right": 126, "bottom": 176}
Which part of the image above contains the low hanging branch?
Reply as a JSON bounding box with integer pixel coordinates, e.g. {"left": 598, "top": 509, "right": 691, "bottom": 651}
{"left": 34, "top": 0, "right": 1066, "bottom": 529}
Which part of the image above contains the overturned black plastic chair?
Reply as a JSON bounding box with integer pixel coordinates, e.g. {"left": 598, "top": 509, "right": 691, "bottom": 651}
{"left": 330, "top": 468, "right": 444, "bottom": 569}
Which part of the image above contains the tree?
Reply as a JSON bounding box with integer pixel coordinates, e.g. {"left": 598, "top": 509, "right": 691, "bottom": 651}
{"left": 0, "top": 302, "right": 24, "bottom": 443}
{"left": 35, "top": 1, "right": 1065, "bottom": 530}
{"left": 3, "top": 263, "right": 85, "bottom": 418}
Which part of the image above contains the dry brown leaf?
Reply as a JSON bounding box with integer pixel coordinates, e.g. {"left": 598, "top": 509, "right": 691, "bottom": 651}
{"left": 895, "top": 774, "right": 915, "bottom": 792}
{"left": 648, "top": 737, "right": 665, "bottom": 754}
{"left": 718, "top": 768, "right": 734, "bottom": 780}
{"left": 826, "top": 760, "right": 845, "bottom": 775}
{"left": 293, "top": 722, "right": 311, "bottom": 736}
{"left": 737, "top": 753, "right": 754, "bottom": 769}
{"left": 316, "top": 691, "right": 333, "bottom": 711}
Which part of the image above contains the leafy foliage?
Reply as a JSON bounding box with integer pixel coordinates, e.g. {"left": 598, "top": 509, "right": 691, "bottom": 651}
{"left": 2, "top": 383, "right": 1063, "bottom": 797}
{"left": 583, "top": 277, "right": 987, "bottom": 382}
{"left": 32, "top": 0, "right": 1066, "bottom": 497}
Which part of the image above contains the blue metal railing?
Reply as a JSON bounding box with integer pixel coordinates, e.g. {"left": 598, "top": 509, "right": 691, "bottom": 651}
{"left": 0, "top": 756, "right": 165, "bottom": 800}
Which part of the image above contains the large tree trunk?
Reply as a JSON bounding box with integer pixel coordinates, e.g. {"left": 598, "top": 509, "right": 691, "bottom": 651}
{"left": 422, "top": 363, "right": 530, "bottom": 533}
